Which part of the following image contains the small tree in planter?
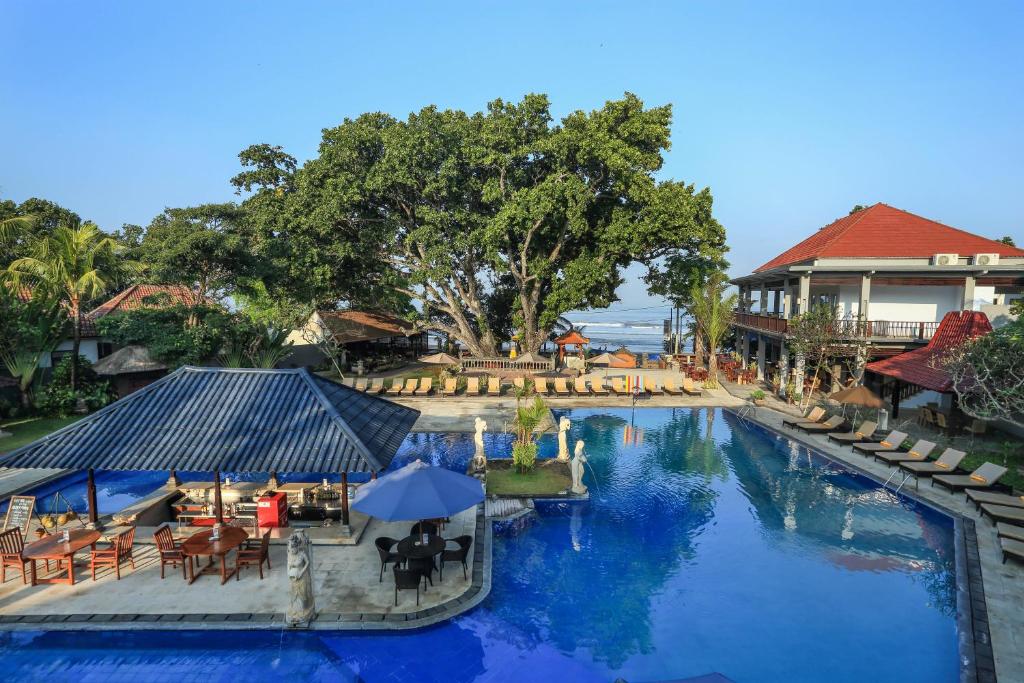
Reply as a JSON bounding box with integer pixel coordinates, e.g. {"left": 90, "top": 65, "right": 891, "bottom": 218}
{"left": 512, "top": 396, "right": 547, "bottom": 473}
{"left": 750, "top": 389, "right": 767, "bottom": 406}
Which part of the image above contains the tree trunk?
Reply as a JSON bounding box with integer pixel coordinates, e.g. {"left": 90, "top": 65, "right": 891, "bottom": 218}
{"left": 694, "top": 329, "right": 706, "bottom": 368}
{"left": 707, "top": 353, "right": 719, "bottom": 389}
{"left": 70, "top": 303, "right": 80, "bottom": 392}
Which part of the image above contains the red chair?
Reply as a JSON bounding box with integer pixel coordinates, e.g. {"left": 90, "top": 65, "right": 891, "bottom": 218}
{"left": 153, "top": 524, "right": 187, "bottom": 580}
{"left": 0, "top": 528, "right": 29, "bottom": 584}
{"left": 236, "top": 531, "right": 272, "bottom": 580}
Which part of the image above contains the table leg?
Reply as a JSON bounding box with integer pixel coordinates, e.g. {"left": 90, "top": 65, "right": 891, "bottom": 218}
{"left": 66, "top": 553, "right": 75, "bottom": 586}
{"left": 30, "top": 560, "right": 37, "bottom": 587}
{"left": 220, "top": 554, "right": 227, "bottom": 584}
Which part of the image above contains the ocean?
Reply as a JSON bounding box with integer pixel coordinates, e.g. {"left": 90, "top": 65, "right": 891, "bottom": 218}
{"left": 563, "top": 305, "right": 693, "bottom": 354}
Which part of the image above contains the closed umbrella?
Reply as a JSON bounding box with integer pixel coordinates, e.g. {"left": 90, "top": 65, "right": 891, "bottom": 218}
{"left": 352, "top": 460, "right": 484, "bottom": 522}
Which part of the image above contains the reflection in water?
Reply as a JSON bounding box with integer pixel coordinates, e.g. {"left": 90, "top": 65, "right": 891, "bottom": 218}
{"left": 0, "top": 409, "right": 959, "bottom": 683}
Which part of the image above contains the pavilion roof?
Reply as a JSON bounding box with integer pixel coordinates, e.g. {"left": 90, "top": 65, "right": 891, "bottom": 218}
{"left": 864, "top": 311, "right": 992, "bottom": 392}
{"left": 0, "top": 367, "right": 419, "bottom": 473}
{"left": 553, "top": 330, "right": 590, "bottom": 345}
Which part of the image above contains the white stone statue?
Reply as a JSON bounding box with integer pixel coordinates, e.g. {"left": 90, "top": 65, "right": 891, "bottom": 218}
{"left": 556, "top": 416, "right": 571, "bottom": 461}
{"left": 570, "top": 440, "right": 588, "bottom": 495}
{"left": 472, "top": 417, "right": 488, "bottom": 472}
{"left": 286, "top": 529, "right": 315, "bottom": 627}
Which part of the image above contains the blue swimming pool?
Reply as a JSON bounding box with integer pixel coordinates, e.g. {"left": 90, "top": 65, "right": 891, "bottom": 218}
{"left": 0, "top": 408, "right": 959, "bottom": 682}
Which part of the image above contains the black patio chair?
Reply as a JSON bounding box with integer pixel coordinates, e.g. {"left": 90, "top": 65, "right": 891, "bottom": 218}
{"left": 409, "top": 521, "right": 439, "bottom": 537}
{"left": 406, "top": 556, "right": 435, "bottom": 587}
{"left": 439, "top": 535, "right": 473, "bottom": 581}
{"left": 375, "top": 537, "right": 402, "bottom": 582}
{"left": 393, "top": 566, "right": 425, "bottom": 606}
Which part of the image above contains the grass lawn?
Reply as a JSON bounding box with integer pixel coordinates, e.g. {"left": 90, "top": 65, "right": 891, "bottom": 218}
{"left": 487, "top": 461, "right": 572, "bottom": 496}
{"left": 0, "top": 416, "right": 85, "bottom": 455}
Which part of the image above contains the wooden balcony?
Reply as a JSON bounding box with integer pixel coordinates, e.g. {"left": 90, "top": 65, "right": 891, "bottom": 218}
{"left": 733, "top": 313, "right": 939, "bottom": 341}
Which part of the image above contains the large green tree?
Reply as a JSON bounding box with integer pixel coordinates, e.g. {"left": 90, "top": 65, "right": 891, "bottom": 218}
{"left": 137, "top": 203, "right": 256, "bottom": 325}
{"left": 235, "top": 93, "right": 726, "bottom": 355}
{"left": 0, "top": 197, "right": 81, "bottom": 266}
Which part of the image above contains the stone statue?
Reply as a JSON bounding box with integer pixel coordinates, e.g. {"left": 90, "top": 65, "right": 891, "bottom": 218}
{"left": 556, "top": 416, "right": 571, "bottom": 461}
{"left": 570, "top": 440, "right": 588, "bottom": 495}
{"left": 286, "top": 529, "right": 315, "bottom": 627}
{"left": 472, "top": 417, "right": 488, "bottom": 472}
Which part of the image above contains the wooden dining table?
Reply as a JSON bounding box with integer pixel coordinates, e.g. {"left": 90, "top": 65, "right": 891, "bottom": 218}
{"left": 23, "top": 529, "right": 102, "bottom": 586}
{"left": 181, "top": 527, "right": 249, "bottom": 585}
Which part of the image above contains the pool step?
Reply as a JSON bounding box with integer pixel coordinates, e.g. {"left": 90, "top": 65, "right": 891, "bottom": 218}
{"left": 485, "top": 497, "right": 533, "bottom": 520}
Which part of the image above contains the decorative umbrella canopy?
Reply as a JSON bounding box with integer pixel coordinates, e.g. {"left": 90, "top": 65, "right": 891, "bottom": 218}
{"left": 419, "top": 352, "right": 460, "bottom": 365}
{"left": 829, "top": 385, "right": 885, "bottom": 408}
{"left": 352, "top": 460, "right": 484, "bottom": 521}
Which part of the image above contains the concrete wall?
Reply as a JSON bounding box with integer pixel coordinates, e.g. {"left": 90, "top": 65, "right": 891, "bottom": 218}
{"left": 820, "top": 284, "right": 968, "bottom": 322}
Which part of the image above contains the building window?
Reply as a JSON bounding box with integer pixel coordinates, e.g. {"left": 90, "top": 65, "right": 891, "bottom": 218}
{"left": 98, "top": 342, "right": 115, "bottom": 359}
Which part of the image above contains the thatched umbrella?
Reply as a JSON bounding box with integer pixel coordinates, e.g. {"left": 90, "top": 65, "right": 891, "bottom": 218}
{"left": 418, "top": 352, "right": 460, "bottom": 365}
{"left": 515, "top": 351, "right": 548, "bottom": 364}
{"left": 588, "top": 352, "right": 617, "bottom": 366}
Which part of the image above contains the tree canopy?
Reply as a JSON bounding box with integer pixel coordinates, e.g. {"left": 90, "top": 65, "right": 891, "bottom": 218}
{"left": 234, "top": 93, "right": 726, "bottom": 354}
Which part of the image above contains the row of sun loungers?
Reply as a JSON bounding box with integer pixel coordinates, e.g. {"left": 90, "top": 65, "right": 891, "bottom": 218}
{"left": 340, "top": 376, "right": 703, "bottom": 398}
{"left": 788, "top": 407, "right": 1023, "bottom": 565}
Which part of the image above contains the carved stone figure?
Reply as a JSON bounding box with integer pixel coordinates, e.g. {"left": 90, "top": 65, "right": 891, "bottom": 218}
{"left": 286, "top": 529, "right": 316, "bottom": 627}
{"left": 556, "top": 416, "right": 571, "bottom": 461}
{"left": 472, "top": 417, "right": 488, "bottom": 472}
{"left": 570, "top": 440, "right": 588, "bottom": 495}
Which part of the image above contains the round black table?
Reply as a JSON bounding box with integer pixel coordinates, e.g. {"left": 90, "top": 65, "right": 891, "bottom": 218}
{"left": 397, "top": 534, "right": 444, "bottom": 559}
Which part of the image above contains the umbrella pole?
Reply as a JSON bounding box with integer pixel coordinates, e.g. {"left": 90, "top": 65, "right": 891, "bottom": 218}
{"left": 341, "top": 471, "right": 350, "bottom": 527}
{"left": 213, "top": 469, "right": 224, "bottom": 524}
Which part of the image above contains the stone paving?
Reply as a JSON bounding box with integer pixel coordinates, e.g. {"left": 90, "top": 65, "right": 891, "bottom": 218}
{"left": 742, "top": 405, "right": 1023, "bottom": 682}
{"left": 0, "top": 506, "right": 480, "bottom": 629}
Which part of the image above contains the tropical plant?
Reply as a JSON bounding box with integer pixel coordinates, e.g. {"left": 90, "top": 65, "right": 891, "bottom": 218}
{"left": 787, "top": 305, "right": 868, "bottom": 410}
{"left": 220, "top": 325, "right": 294, "bottom": 369}
{"left": 96, "top": 303, "right": 234, "bottom": 368}
{"left": 0, "top": 286, "right": 65, "bottom": 408}
{"left": 511, "top": 395, "right": 547, "bottom": 473}
{"left": 688, "top": 272, "right": 736, "bottom": 388}
{"left": 5, "top": 221, "right": 140, "bottom": 390}
{"left": 35, "top": 355, "right": 114, "bottom": 416}
{"left": 943, "top": 317, "right": 1024, "bottom": 428}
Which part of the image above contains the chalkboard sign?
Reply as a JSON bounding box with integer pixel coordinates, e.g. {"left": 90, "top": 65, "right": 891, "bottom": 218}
{"left": 3, "top": 495, "right": 35, "bottom": 536}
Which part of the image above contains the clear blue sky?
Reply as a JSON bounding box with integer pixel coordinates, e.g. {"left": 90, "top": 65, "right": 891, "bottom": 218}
{"left": 3, "top": 1, "right": 1022, "bottom": 314}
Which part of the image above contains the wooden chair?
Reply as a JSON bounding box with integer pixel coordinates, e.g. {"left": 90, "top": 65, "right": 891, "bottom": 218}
{"left": 399, "top": 378, "right": 418, "bottom": 395}
{"left": 236, "top": 531, "right": 271, "bottom": 580}
{"left": 415, "top": 378, "right": 433, "bottom": 396}
{"left": 663, "top": 378, "right": 683, "bottom": 396}
{"left": 90, "top": 526, "right": 136, "bottom": 581}
{"left": 440, "top": 378, "right": 458, "bottom": 397}
{"left": 535, "top": 377, "right": 553, "bottom": 395}
{"left": 387, "top": 380, "right": 404, "bottom": 395}
{"left": 366, "top": 379, "right": 384, "bottom": 394}
{"left": 573, "top": 377, "right": 592, "bottom": 395}
{"left": 465, "top": 377, "right": 481, "bottom": 395}
{"left": 553, "top": 378, "right": 571, "bottom": 396}
{"left": 0, "top": 528, "right": 29, "bottom": 584}
{"left": 591, "top": 377, "right": 610, "bottom": 395}
{"left": 609, "top": 378, "right": 628, "bottom": 395}
{"left": 644, "top": 377, "right": 663, "bottom": 395}
{"left": 487, "top": 377, "right": 501, "bottom": 396}
{"left": 153, "top": 524, "right": 187, "bottom": 580}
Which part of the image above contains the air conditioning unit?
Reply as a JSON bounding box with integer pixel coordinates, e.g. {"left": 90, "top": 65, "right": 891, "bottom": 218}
{"left": 932, "top": 253, "right": 959, "bottom": 266}
{"left": 973, "top": 253, "right": 1000, "bottom": 266}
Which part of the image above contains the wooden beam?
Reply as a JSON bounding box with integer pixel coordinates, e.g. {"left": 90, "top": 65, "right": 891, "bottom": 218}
{"left": 341, "top": 471, "right": 350, "bottom": 526}
{"left": 213, "top": 469, "right": 224, "bottom": 524}
{"left": 86, "top": 468, "right": 101, "bottom": 529}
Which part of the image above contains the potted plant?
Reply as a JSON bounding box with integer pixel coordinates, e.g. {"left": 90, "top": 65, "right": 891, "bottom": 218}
{"left": 785, "top": 382, "right": 798, "bottom": 405}
{"left": 751, "top": 389, "right": 767, "bottom": 406}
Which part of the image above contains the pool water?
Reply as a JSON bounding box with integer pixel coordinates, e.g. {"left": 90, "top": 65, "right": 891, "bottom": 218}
{"left": 0, "top": 408, "right": 958, "bottom": 682}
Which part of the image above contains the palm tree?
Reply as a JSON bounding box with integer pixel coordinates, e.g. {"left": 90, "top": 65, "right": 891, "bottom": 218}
{"left": 6, "top": 221, "right": 139, "bottom": 390}
{"left": 689, "top": 272, "right": 737, "bottom": 389}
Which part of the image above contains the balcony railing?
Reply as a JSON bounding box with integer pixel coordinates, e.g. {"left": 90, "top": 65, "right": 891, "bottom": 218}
{"left": 733, "top": 313, "right": 939, "bottom": 341}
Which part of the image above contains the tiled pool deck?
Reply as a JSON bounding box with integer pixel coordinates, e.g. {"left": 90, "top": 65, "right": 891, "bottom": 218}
{"left": 0, "top": 504, "right": 488, "bottom": 631}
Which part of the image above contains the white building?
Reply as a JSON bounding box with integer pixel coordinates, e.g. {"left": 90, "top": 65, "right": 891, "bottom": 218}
{"left": 730, "top": 203, "right": 1024, "bottom": 390}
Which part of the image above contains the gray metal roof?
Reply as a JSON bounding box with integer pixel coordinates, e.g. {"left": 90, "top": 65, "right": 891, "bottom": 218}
{"left": 0, "top": 367, "right": 420, "bottom": 473}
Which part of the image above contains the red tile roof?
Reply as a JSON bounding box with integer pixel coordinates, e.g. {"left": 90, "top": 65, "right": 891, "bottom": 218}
{"left": 864, "top": 311, "right": 992, "bottom": 392}
{"left": 755, "top": 204, "right": 1024, "bottom": 272}
{"left": 554, "top": 330, "right": 590, "bottom": 345}
{"left": 79, "top": 284, "right": 205, "bottom": 337}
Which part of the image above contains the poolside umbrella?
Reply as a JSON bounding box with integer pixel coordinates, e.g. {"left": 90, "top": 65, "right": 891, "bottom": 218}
{"left": 515, "top": 351, "right": 547, "bottom": 364}
{"left": 829, "top": 384, "right": 885, "bottom": 422}
{"left": 588, "top": 352, "right": 617, "bottom": 366}
{"left": 419, "top": 352, "right": 460, "bottom": 365}
{"left": 352, "top": 460, "right": 484, "bottom": 522}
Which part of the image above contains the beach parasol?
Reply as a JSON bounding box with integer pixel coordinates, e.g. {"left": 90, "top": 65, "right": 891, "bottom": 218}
{"left": 515, "top": 351, "right": 548, "bottom": 364}
{"left": 829, "top": 384, "right": 885, "bottom": 422}
{"left": 352, "top": 460, "right": 484, "bottom": 522}
{"left": 418, "top": 352, "right": 460, "bottom": 365}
